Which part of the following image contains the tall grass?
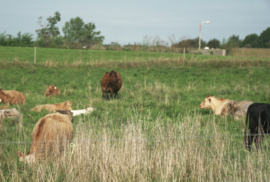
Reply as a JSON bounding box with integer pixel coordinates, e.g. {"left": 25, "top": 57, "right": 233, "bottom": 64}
{"left": 1, "top": 112, "right": 270, "bottom": 181}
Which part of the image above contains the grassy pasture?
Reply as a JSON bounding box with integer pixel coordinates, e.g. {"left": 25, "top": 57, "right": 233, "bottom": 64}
{"left": 1, "top": 48, "right": 270, "bottom": 181}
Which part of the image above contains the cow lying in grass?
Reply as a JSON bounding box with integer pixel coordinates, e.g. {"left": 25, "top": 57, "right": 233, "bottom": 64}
{"left": 44, "top": 85, "right": 61, "bottom": 97}
{"left": 0, "top": 89, "right": 26, "bottom": 106}
{"left": 30, "top": 101, "right": 73, "bottom": 112}
{"left": 17, "top": 110, "right": 74, "bottom": 164}
{"left": 199, "top": 95, "right": 234, "bottom": 116}
{"left": 227, "top": 100, "right": 253, "bottom": 120}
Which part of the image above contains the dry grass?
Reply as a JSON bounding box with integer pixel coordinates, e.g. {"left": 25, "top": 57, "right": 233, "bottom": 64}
{"left": 2, "top": 112, "right": 270, "bottom": 181}
{"left": 232, "top": 48, "right": 270, "bottom": 58}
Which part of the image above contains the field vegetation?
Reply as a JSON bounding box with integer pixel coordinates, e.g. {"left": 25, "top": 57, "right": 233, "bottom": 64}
{"left": 1, "top": 47, "right": 270, "bottom": 181}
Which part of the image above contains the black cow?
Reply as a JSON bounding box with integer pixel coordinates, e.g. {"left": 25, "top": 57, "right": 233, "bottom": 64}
{"left": 244, "top": 103, "right": 270, "bottom": 150}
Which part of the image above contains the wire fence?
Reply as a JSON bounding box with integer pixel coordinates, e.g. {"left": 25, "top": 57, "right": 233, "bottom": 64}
{"left": 0, "top": 133, "right": 268, "bottom": 145}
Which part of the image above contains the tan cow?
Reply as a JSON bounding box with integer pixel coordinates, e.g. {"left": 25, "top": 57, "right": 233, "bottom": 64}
{"left": 1, "top": 89, "right": 26, "bottom": 105}
{"left": 44, "top": 85, "right": 61, "bottom": 97}
{"left": 17, "top": 110, "right": 74, "bottom": 164}
{"left": 0, "top": 89, "right": 13, "bottom": 106}
{"left": 227, "top": 100, "right": 253, "bottom": 120}
{"left": 199, "top": 95, "right": 234, "bottom": 116}
{"left": 30, "top": 101, "right": 73, "bottom": 112}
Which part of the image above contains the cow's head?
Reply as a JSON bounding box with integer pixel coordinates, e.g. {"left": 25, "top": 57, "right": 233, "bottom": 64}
{"left": 199, "top": 95, "right": 215, "bottom": 109}
{"left": 17, "top": 151, "right": 35, "bottom": 164}
{"left": 0, "top": 89, "right": 13, "bottom": 106}
{"left": 109, "top": 70, "right": 120, "bottom": 84}
{"left": 64, "top": 101, "right": 73, "bottom": 110}
{"left": 44, "top": 85, "right": 57, "bottom": 97}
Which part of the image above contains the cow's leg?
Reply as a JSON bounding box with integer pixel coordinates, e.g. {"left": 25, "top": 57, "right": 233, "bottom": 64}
{"left": 110, "top": 90, "right": 113, "bottom": 100}
{"left": 254, "top": 134, "right": 264, "bottom": 151}
{"left": 244, "top": 128, "right": 256, "bottom": 151}
{"left": 114, "top": 92, "right": 118, "bottom": 99}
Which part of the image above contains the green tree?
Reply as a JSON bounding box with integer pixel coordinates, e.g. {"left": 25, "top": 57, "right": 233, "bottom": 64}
{"left": 240, "top": 33, "right": 258, "bottom": 48}
{"left": 35, "top": 11, "right": 61, "bottom": 47}
{"left": 62, "top": 17, "right": 104, "bottom": 47}
{"left": 227, "top": 35, "right": 241, "bottom": 48}
{"left": 207, "top": 39, "right": 220, "bottom": 48}
{"left": 256, "top": 27, "right": 270, "bottom": 48}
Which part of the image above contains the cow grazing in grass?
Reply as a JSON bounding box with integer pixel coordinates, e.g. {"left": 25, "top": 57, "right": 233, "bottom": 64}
{"left": 44, "top": 85, "right": 61, "bottom": 97}
{"left": 30, "top": 101, "right": 73, "bottom": 112}
{"left": 1, "top": 89, "right": 26, "bottom": 105}
{"left": 199, "top": 95, "right": 234, "bottom": 116}
{"left": 101, "top": 70, "right": 122, "bottom": 99}
{"left": 244, "top": 103, "right": 270, "bottom": 151}
{"left": 227, "top": 100, "right": 253, "bottom": 120}
{"left": 17, "top": 110, "right": 74, "bottom": 164}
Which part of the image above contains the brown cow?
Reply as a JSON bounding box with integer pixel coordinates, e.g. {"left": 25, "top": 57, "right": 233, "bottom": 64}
{"left": 101, "top": 70, "right": 122, "bottom": 99}
{"left": 0, "top": 89, "right": 13, "bottom": 106}
{"left": 30, "top": 101, "right": 73, "bottom": 112}
{"left": 44, "top": 85, "right": 61, "bottom": 97}
{"left": 1, "top": 89, "right": 26, "bottom": 105}
{"left": 17, "top": 110, "right": 74, "bottom": 164}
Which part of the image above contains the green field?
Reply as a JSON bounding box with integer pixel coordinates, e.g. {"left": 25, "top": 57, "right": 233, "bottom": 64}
{"left": 1, "top": 47, "right": 270, "bottom": 181}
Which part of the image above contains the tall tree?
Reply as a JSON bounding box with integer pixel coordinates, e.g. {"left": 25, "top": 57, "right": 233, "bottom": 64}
{"left": 256, "top": 27, "right": 270, "bottom": 48}
{"left": 227, "top": 35, "right": 241, "bottom": 48}
{"left": 62, "top": 17, "right": 104, "bottom": 46}
{"left": 240, "top": 33, "right": 258, "bottom": 48}
{"left": 35, "top": 11, "right": 61, "bottom": 47}
{"left": 207, "top": 39, "right": 220, "bottom": 48}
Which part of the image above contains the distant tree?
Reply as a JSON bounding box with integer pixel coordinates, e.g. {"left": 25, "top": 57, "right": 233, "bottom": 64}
{"left": 0, "top": 31, "right": 33, "bottom": 47}
{"left": 227, "top": 35, "right": 241, "bottom": 48}
{"left": 207, "top": 39, "right": 220, "bottom": 48}
{"left": 173, "top": 37, "right": 206, "bottom": 49}
{"left": 256, "top": 27, "right": 270, "bottom": 48}
{"left": 240, "top": 33, "right": 258, "bottom": 48}
{"left": 62, "top": 17, "right": 104, "bottom": 47}
{"left": 35, "top": 11, "right": 61, "bottom": 47}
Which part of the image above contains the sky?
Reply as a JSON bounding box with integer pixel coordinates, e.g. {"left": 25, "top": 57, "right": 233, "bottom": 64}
{"left": 1, "top": 0, "right": 270, "bottom": 46}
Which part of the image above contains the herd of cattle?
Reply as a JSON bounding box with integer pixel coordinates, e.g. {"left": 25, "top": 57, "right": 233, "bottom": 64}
{"left": 199, "top": 95, "right": 270, "bottom": 151}
{"left": 0, "top": 70, "right": 269, "bottom": 163}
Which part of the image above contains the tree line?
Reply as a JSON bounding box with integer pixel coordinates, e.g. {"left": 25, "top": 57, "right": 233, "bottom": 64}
{"left": 0, "top": 11, "right": 269, "bottom": 50}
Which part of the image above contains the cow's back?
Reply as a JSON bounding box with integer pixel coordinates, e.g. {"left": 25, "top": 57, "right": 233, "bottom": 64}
{"left": 3, "top": 90, "right": 26, "bottom": 104}
{"left": 30, "top": 113, "right": 74, "bottom": 156}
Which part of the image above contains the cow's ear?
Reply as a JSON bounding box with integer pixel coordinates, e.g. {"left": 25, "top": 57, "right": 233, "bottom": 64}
{"left": 209, "top": 99, "right": 211, "bottom": 102}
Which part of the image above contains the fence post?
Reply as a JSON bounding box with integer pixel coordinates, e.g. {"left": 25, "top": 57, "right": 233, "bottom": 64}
{"left": 183, "top": 47, "right": 185, "bottom": 60}
{"left": 34, "top": 46, "right": 36, "bottom": 64}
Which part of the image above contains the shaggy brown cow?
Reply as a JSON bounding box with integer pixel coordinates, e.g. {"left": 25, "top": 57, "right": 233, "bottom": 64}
{"left": 44, "top": 85, "right": 61, "bottom": 97}
{"left": 101, "top": 70, "right": 122, "bottom": 99}
{"left": 30, "top": 101, "right": 73, "bottom": 112}
{"left": 0, "top": 89, "right": 13, "bottom": 106}
{"left": 1, "top": 89, "right": 26, "bottom": 105}
{"left": 17, "top": 110, "right": 74, "bottom": 164}
{"left": 227, "top": 100, "right": 253, "bottom": 120}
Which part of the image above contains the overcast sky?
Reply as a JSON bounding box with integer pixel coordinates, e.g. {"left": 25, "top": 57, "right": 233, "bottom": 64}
{"left": 1, "top": 0, "right": 270, "bottom": 45}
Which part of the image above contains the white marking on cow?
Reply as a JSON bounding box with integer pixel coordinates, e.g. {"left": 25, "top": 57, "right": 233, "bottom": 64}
{"left": 0, "top": 99, "right": 2, "bottom": 102}
{"left": 54, "top": 87, "right": 57, "bottom": 89}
